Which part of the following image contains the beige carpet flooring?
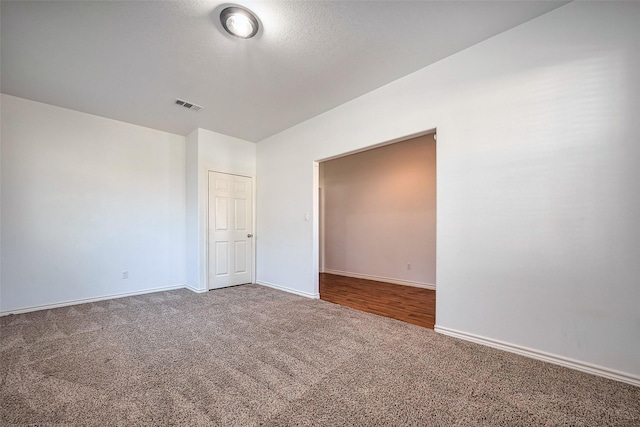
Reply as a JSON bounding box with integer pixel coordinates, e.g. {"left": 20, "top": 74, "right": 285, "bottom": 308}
{"left": 1, "top": 284, "right": 638, "bottom": 426}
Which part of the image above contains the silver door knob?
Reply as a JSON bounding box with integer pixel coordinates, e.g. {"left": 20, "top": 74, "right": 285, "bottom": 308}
{"left": 247, "top": 234, "right": 253, "bottom": 238}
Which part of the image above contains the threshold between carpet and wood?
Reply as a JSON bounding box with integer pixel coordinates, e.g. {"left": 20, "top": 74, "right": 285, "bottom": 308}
{"left": 1, "top": 284, "right": 638, "bottom": 426}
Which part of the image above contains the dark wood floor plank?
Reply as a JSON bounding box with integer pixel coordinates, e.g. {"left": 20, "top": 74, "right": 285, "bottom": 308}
{"left": 319, "top": 273, "right": 436, "bottom": 329}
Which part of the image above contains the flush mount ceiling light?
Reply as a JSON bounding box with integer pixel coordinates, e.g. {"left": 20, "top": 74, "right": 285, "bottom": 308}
{"left": 220, "top": 6, "right": 259, "bottom": 39}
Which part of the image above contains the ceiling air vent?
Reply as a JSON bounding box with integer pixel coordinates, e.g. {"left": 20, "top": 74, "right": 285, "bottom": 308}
{"left": 175, "top": 98, "right": 204, "bottom": 112}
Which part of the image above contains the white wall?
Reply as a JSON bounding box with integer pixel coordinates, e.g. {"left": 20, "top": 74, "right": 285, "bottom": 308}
{"left": 322, "top": 134, "right": 436, "bottom": 287}
{"left": 257, "top": 2, "right": 640, "bottom": 383}
{"left": 184, "top": 128, "right": 255, "bottom": 291}
{"left": 185, "top": 129, "right": 199, "bottom": 289}
{"left": 1, "top": 94, "right": 186, "bottom": 312}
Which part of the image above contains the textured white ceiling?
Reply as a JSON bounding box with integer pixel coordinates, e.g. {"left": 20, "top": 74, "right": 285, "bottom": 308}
{"left": 1, "top": 1, "right": 567, "bottom": 142}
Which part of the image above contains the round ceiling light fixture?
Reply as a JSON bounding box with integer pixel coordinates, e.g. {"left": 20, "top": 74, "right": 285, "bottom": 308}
{"left": 220, "top": 6, "right": 259, "bottom": 39}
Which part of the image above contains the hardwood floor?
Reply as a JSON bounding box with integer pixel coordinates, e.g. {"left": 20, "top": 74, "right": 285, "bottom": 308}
{"left": 319, "top": 273, "right": 435, "bottom": 329}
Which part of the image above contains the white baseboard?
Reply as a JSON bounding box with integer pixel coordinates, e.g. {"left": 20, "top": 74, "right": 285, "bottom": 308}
{"left": 256, "top": 280, "right": 320, "bottom": 299}
{"left": 323, "top": 269, "right": 436, "bottom": 290}
{"left": 435, "top": 325, "right": 640, "bottom": 388}
{"left": 0, "top": 284, "right": 187, "bottom": 316}
{"left": 184, "top": 284, "right": 207, "bottom": 294}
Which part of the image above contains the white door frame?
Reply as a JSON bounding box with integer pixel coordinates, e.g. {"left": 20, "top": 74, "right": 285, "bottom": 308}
{"left": 205, "top": 168, "right": 256, "bottom": 290}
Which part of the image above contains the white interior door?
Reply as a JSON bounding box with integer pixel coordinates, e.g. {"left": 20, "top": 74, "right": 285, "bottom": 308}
{"left": 208, "top": 172, "right": 253, "bottom": 289}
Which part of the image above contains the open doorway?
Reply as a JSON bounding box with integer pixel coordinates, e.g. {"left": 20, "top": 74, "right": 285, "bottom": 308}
{"left": 318, "top": 133, "right": 436, "bottom": 328}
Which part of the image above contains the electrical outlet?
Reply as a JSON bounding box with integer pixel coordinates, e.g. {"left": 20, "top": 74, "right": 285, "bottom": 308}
{"left": 122, "top": 271, "right": 129, "bottom": 279}
{"left": 407, "top": 263, "right": 411, "bottom": 270}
